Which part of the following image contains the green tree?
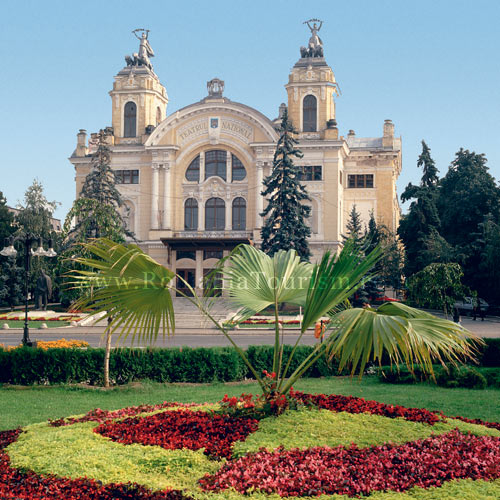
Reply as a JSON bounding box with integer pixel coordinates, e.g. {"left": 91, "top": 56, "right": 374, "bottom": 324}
{"left": 398, "top": 141, "right": 441, "bottom": 276}
{"left": 0, "top": 192, "right": 23, "bottom": 309}
{"left": 60, "top": 129, "right": 130, "bottom": 308}
{"left": 261, "top": 109, "right": 311, "bottom": 261}
{"left": 14, "top": 180, "right": 60, "bottom": 297}
{"left": 70, "top": 239, "right": 478, "bottom": 396}
{"left": 437, "top": 149, "right": 500, "bottom": 299}
{"left": 407, "top": 262, "right": 465, "bottom": 316}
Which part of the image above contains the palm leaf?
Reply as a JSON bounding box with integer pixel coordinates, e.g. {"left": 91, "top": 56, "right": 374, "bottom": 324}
{"left": 221, "top": 244, "right": 312, "bottom": 321}
{"left": 67, "top": 238, "right": 175, "bottom": 344}
{"left": 325, "top": 303, "right": 481, "bottom": 377}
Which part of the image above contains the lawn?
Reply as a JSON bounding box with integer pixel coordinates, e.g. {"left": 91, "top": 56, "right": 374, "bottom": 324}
{"left": 1, "top": 320, "right": 70, "bottom": 328}
{"left": 1, "top": 376, "right": 499, "bottom": 431}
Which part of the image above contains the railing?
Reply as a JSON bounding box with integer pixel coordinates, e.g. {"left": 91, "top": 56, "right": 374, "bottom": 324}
{"left": 173, "top": 230, "right": 252, "bottom": 239}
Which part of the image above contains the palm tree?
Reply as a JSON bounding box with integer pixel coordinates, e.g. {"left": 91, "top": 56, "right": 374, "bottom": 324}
{"left": 68, "top": 238, "right": 479, "bottom": 394}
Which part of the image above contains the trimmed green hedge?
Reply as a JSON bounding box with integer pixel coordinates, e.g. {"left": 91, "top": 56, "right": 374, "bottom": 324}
{"left": 0, "top": 338, "right": 498, "bottom": 386}
{"left": 0, "top": 345, "right": 343, "bottom": 386}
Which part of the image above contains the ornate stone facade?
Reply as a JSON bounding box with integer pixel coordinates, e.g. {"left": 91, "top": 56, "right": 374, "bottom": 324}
{"left": 69, "top": 29, "right": 401, "bottom": 293}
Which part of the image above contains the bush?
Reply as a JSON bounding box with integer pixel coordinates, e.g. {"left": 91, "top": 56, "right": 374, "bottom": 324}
{"left": 477, "top": 338, "right": 500, "bottom": 367}
{"left": 378, "top": 364, "right": 494, "bottom": 390}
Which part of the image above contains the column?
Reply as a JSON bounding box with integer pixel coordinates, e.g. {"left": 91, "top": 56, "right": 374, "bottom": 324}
{"left": 199, "top": 197, "right": 205, "bottom": 231}
{"left": 195, "top": 250, "right": 204, "bottom": 293}
{"left": 225, "top": 197, "right": 231, "bottom": 231}
{"left": 199, "top": 151, "right": 205, "bottom": 183}
{"left": 162, "top": 164, "right": 171, "bottom": 229}
{"left": 226, "top": 151, "right": 232, "bottom": 182}
{"left": 256, "top": 162, "right": 264, "bottom": 228}
{"left": 151, "top": 163, "right": 160, "bottom": 229}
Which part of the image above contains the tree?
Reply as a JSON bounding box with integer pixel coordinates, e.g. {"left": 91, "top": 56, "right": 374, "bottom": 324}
{"left": 261, "top": 109, "right": 311, "bottom": 261}
{"left": 14, "top": 180, "right": 60, "bottom": 297}
{"left": 343, "top": 205, "right": 365, "bottom": 250}
{"left": 80, "top": 129, "right": 124, "bottom": 211}
{"left": 437, "top": 149, "right": 500, "bottom": 299}
{"left": 69, "top": 238, "right": 478, "bottom": 398}
{"left": 417, "top": 140, "right": 439, "bottom": 188}
{"left": 61, "top": 129, "right": 131, "bottom": 386}
{"left": 0, "top": 192, "right": 23, "bottom": 309}
{"left": 60, "top": 129, "right": 130, "bottom": 309}
{"left": 407, "top": 262, "right": 465, "bottom": 316}
{"left": 398, "top": 141, "right": 441, "bottom": 276}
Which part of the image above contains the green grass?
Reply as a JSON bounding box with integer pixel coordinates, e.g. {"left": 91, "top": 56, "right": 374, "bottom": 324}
{"left": 1, "top": 320, "right": 70, "bottom": 328}
{"left": 1, "top": 376, "right": 499, "bottom": 431}
{"left": 233, "top": 408, "right": 499, "bottom": 457}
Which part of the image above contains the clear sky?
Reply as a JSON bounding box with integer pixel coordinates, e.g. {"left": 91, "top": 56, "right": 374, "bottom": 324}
{"left": 1, "top": 0, "right": 499, "bottom": 221}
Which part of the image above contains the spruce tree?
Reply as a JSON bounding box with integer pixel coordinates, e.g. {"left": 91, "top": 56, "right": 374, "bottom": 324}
{"left": 342, "top": 204, "right": 365, "bottom": 251}
{"left": 260, "top": 109, "right": 311, "bottom": 261}
{"left": 398, "top": 140, "right": 441, "bottom": 276}
{"left": 417, "top": 140, "right": 439, "bottom": 188}
{"left": 80, "top": 129, "right": 123, "bottom": 210}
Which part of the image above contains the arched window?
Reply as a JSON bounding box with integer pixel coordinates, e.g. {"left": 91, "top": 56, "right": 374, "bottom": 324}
{"left": 303, "top": 95, "right": 317, "bottom": 132}
{"left": 205, "top": 197, "right": 225, "bottom": 230}
{"left": 232, "top": 197, "right": 246, "bottom": 230}
{"left": 156, "top": 106, "right": 162, "bottom": 126}
{"left": 184, "top": 198, "right": 198, "bottom": 230}
{"left": 231, "top": 154, "right": 247, "bottom": 181}
{"left": 185, "top": 156, "right": 200, "bottom": 182}
{"left": 205, "top": 150, "right": 226, "bottom": 181}
{"left": 124, "top": 101, "right": 137, "bottom": 138}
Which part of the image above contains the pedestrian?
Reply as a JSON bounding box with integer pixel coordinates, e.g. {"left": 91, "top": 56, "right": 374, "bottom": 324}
{"left": 479, "top": 302, "right": 486, "bottom": 321}
{"left": 472, "top": 296, "right": 478, "bottom": 321}
{"left": 453, "top": 306, "right": 461, "bottom": 325}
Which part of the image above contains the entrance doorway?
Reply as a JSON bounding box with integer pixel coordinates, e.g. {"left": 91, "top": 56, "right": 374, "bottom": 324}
{"left": 203, "top": 269, "right": 223, "bottom": 297}
{"left": 176, "top": 269, "right": 196, "bottom": 297}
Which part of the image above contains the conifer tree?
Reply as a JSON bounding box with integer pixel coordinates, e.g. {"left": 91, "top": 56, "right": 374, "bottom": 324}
{"left": 342, "top": 204, "right": 365, "bottom": 251}
{"left": 260, "top": 109, "right": 311, "bottom": 261}
{"left": 0, "top": 192, "right": 23, "bottom": 309}
{"left": 417, "top": 140, "right": 439, "bottom": 188}
{"left": 398, "top": 140, "right": 441, "bottom": 276}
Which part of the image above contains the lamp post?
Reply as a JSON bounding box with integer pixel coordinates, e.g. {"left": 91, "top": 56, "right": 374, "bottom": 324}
{"left": 0, "top": 234, "right": 57, "bottom": 346}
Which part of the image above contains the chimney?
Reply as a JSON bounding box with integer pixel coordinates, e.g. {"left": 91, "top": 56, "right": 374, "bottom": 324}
{"left": 382, "top": 119, "right": 394, "bottom": 148}
{"left": 76, "top": 129, "right": 88, "bottom": 157}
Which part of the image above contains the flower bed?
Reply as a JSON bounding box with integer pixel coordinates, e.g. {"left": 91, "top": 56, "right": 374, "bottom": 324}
{"left": 2, "top": 338, "right": 89, "bottom": 351}
{"left": 2, "top": 393, "right": 500, "bottom": 499}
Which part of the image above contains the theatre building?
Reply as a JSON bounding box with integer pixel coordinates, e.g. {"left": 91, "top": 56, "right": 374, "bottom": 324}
{"left": 69, "top": 27, "right": 401, "bottom": 294}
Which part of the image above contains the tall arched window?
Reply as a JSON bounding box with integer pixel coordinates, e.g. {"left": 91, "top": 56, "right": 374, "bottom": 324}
{"left": 232, "top": 155, "right": 247, "bottom": 181}
{"left": 205, "top": 150, "right": 227, "bottom": 181}
{"left": 185, "top": 156, "right": 200, "bottom": 182}
{"left": 156, "top": 106, "right": 162, "bottom": 126}
{"left": 184, "top": 198, "right": 198, "bottom": 230}
{"left": 232, "top": 197, "right": 246, "bottom": 230}
{"left": 205, "top": 197, "right": 225, "bottom": 230}
{"left": 124, "top": 101, "right": 137, "bottom": 138}
{"left": 303, "top": 95, "right": 317, "bottom": 132}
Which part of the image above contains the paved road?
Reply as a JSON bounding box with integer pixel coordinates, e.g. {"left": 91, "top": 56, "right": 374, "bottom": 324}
{"left": 1, "top": 315, "right": 498, "bottom": 347}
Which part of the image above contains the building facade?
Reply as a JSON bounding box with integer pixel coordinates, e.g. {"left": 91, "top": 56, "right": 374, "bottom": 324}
{"left": 70, "top": 27, "right": 401, "bottom": 294}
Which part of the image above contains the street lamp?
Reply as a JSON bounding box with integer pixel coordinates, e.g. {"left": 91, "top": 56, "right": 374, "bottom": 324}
{"left": 0, "top": 234, "right": 57, "bottom": 347}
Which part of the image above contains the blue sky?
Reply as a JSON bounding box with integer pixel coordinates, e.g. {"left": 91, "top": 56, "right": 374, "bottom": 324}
{"left": 1, "top": 0, "right": 499, "bottom": 220}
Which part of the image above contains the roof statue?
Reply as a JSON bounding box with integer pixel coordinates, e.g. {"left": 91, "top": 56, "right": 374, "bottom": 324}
{"left": 125, "top": 29, "right": 155, "bottom": 70}
{"left": 300, "top": 19, "right": 324, "bottom": 58}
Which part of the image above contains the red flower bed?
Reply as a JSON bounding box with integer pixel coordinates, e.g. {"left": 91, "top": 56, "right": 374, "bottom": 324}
{"left": 0, "top": 429, "right": 188, "bottom": 500}
{"left": 200, "top": 430, "right": 500, "bottom": 497}
{"left": 450, "top": 415, "right": 500, "bottom": 432}
{"left": 290, "top": 389, "right": 442, "bottom": 425}
{"left": 48, "top": 401, "right": 192, "bottom": 427}
{"left": 95, "top": 410, "right": 259, "bottom": 459}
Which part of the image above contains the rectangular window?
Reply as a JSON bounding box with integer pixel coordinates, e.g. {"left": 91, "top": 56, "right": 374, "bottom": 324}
{"left": 115, "top": 169, "right": 139, "bottom": 184}
{"left": 203, "top": 250, "right": 223, "bottom": 260}
{"left": 176, "top": 250, "right": 196, "bottom": 261}
{"left": 347, "top": 174, "right": 374, "bottom": 188}
{"left": 298, "top": 165, "right": 322, "bottom": 181}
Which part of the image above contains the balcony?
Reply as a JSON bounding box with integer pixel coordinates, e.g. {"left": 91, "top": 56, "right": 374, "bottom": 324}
{"left": 162, "top": 230, "right": 253, "bottom": 249}
{"left": 173, "top": 230, "right": 252, "bottom": 239}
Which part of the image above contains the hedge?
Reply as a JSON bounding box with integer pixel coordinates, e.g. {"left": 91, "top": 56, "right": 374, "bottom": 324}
{"left": 0, "top": 345, "right": 343, "bottom": 386}
{"left": 0, "top": 338, "right": 498, "bottom": 386}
